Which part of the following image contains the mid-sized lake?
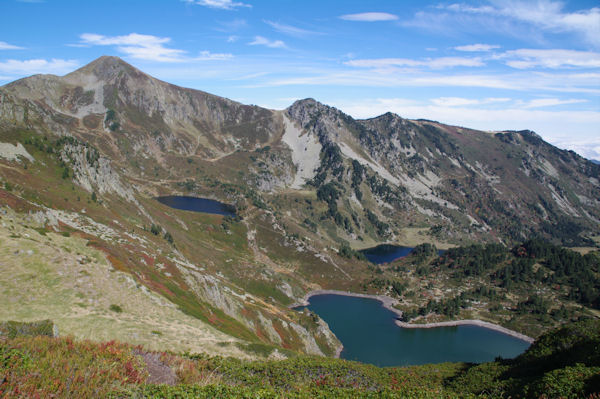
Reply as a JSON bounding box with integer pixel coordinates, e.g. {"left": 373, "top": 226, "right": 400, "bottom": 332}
{"left": 300, "top": 294, "right": 530, "bottom": 367}
{"left": 360, "top": 244, "right": 446, "bottom": 264}
{"left": 156, "top": 195, "right": 236, "bottom": 217}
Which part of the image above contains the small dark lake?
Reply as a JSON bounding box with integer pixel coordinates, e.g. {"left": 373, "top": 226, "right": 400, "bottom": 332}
{"left": 360, "top": 244, "right": 414, "bottom": 264}
{"left": 300, "top": 294, "right": 530, "bottom": 367}
{"left": 360, "top": 244, "right": 445, "bottom": 264}
{"left": 156, "top": 196, "right": 236, "bottom": 216}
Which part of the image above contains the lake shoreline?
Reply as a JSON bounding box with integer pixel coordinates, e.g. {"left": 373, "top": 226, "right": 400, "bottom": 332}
{"left": 395, "top": 319, "right": 534, "bottom": 344}
{"left": 290, "top": 289, "right": 402, "bottom": 359}
{"left": 291, "top": 290, "right": 534, "bottom": 357}
{"left": 291, "top": 289, "right": 403, "bottom": 319}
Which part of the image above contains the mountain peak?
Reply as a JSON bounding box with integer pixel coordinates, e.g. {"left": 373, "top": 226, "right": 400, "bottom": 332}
{"left": 66, "top": 55, "right": 146, "bottom": 82}
{"left": 88, "top": 55, "right": 130, "bottom": 67}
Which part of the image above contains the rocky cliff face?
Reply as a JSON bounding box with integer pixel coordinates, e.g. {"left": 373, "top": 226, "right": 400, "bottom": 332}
{"left": 284, "top": 98, "right": 600, "bottom": 246}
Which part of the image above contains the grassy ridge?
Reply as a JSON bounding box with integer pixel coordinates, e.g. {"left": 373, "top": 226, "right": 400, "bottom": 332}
{"left": 1, "top": 319, "right": 599, "bottom": 398}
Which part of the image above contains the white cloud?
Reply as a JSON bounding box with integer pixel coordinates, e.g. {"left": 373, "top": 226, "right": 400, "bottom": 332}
{"left": 216, "top": 19, "right": 248, "bottom": 31}
{"left": 552, "top": 140, "right": 600, "bottom": 161}
{"left": 264, "top": 21, "right": 320, "bottom": 37}
{"left": 227, "top": 35, "right": 239, "bottom": 42}
{"left": 339, "top": 12, "right": 398, "bottom": 22}
{"left": 436, "top": 1, "right": 600, "bottom": 47}
{"left": 494, "top": 1, "right": 600, "bottom": 47}
{"left": 501, "top": 49, "right": 600, "bottom": 69}
{"left": 345, "top": 56, "right": 484, "bottom": 69}
{"left": 0, "top": 58, "right": 79, "bottom": 75}
{"left": 0, "top": 41, "right": 24, "bottom": 50}
{"left": 431, "top": 97, "right": 511, "bottom": 107}
{"left": 80, "top": 33, "right": 232, "bottom": 63}
{"left": 184, "top": 0, "right": 250, "bottom": 10}
{"left": 431, "top": 97, "right": 480, "bottom": 107}
{"left": 255, "top": 67, "right": 599, "bottom": 96}
{"left": 196, "top": 50, "right": 233, "bottom": 60}
{"left": 455, "top": 43, "right": 500, "bottom": 52}
{"left": 249, "top": 36, "right": 286, "bottom": 49}
{"left": 81, "top": 33, "right": 185, "bottom": 62}
{"left": 522, "top": 98, "right": 587, "bottom": 108}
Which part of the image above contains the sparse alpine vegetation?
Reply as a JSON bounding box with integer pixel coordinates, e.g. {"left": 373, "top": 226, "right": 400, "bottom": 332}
{"left": 1, "top": 319, "right": 599, "bottom": 398}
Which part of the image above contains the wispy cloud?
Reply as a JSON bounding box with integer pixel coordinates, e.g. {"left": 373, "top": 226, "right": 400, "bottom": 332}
{"left": 0, "top": 41, "right": 24, "bottom": 50}
{"left": 216, "top": 19, "right": 248, "bottom": 32}
{"left": 196, "top": 50, "right": 233, "bottom": 60}
{"left": 522, "top": 98, "right": 587, "bottom": 108}
{"left": 0, "top": 58, "right": 79, "bottom": 75}
{"left": 264, "top": 21, "right": 321, "bottom": 37}
{"left": 431, "top": 97, "right": 510, "bottom": 107}
{"left": 500, "top": 49, "right": 600, "bottom": 69}
{"left": 430, "top": 1, "right": 600, "bottom": 47}
{"left": 183, "top": 0, "right": 250, "bottom": 10}
{"left": 339, "top": 12, "right": 398, "bottom": 22}
{"left": 80, "top": 33, "right": 185, "bottom": 62}
{"left": 431, "top": 96, "right": 585, "bottom": 109}
{"left": 454, "top": 43, "right": 500, "bottom": 52}
{"left": 345, "top": 56, "right": 484, "bottom": 69}
{"left": 79, "top": 33, "right": 232, "bottom": 62}
{"left": 251, "top": 65, "right": 600, "bottom": 95}
{"left": 551, "top": 139, "right": 600, "bottom": 161}
{"left": 249, "top": 36, "right": 286, "bottom": 49}
{"left": 491, "top": 1, "right": 600, "bottom": 48}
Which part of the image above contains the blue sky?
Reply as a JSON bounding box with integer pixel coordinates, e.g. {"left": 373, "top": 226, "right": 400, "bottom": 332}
{"left": 1, "top": 0, "right": 599, "bottom": 159}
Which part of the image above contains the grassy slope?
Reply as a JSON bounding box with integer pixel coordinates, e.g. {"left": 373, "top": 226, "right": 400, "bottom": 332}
{"left": 0, "top": 208, "right": 248, "bottom": 358}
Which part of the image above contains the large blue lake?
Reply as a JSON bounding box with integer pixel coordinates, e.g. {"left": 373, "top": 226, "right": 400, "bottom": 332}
{"left": 301, "top": 294, "right": 530, "bottom": 367}
{"left": 156, "top": 195, "right": 236, "bottom": 216}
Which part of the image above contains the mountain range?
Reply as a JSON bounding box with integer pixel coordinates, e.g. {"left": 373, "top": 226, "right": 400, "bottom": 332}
{"left": 0, "top": 56, "right": 598, "bottom": 356}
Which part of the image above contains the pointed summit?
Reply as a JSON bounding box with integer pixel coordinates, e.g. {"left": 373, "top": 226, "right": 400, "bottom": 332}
{"left": 66, "top": 55, "right": 147, "bottom": 82}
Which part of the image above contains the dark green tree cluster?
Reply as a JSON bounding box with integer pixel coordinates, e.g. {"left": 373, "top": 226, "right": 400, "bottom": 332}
{"left": 350, "top": 159, "right": 365, "bottom": 200}
{"left": 366, "top": 174, "right": 404, "bottom": 207}
{"left": 409, "top": 243, "right": 438, "bottom": 264}
{"left": 365, "top": 209, "right": 389, "bottom": 238}
{"left": 338, "top": 242, "right": 366, "bottom": 260}
{"left": 516, "top": 295, "right": 549, "bottom": 316}
{"left": 515, "top": 240, "right": 600, "bottom": 308}
{"left": 494, "top": 257, "right": 537, "bottom": 288}
{"left": 104, "top": 109, "right": 120, "bottom": 131}
{"left": 310, "top": 143, "right": 344, "bottom": 187}
{"left": 437, "top": 243, "right": 506, "bottom": 276}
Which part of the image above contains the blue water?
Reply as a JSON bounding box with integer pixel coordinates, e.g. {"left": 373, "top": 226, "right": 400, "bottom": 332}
{"left": 300, "top": 294, "right": 530, "bottom": 367}
{"left": 360, "top": 244, "right": 445, "bottom": 264}
{"left": 360, "top": 244, "right": 414, "bottom": 264}
{"left": 156, "top": 196, "right": 236, "bottom": 216}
